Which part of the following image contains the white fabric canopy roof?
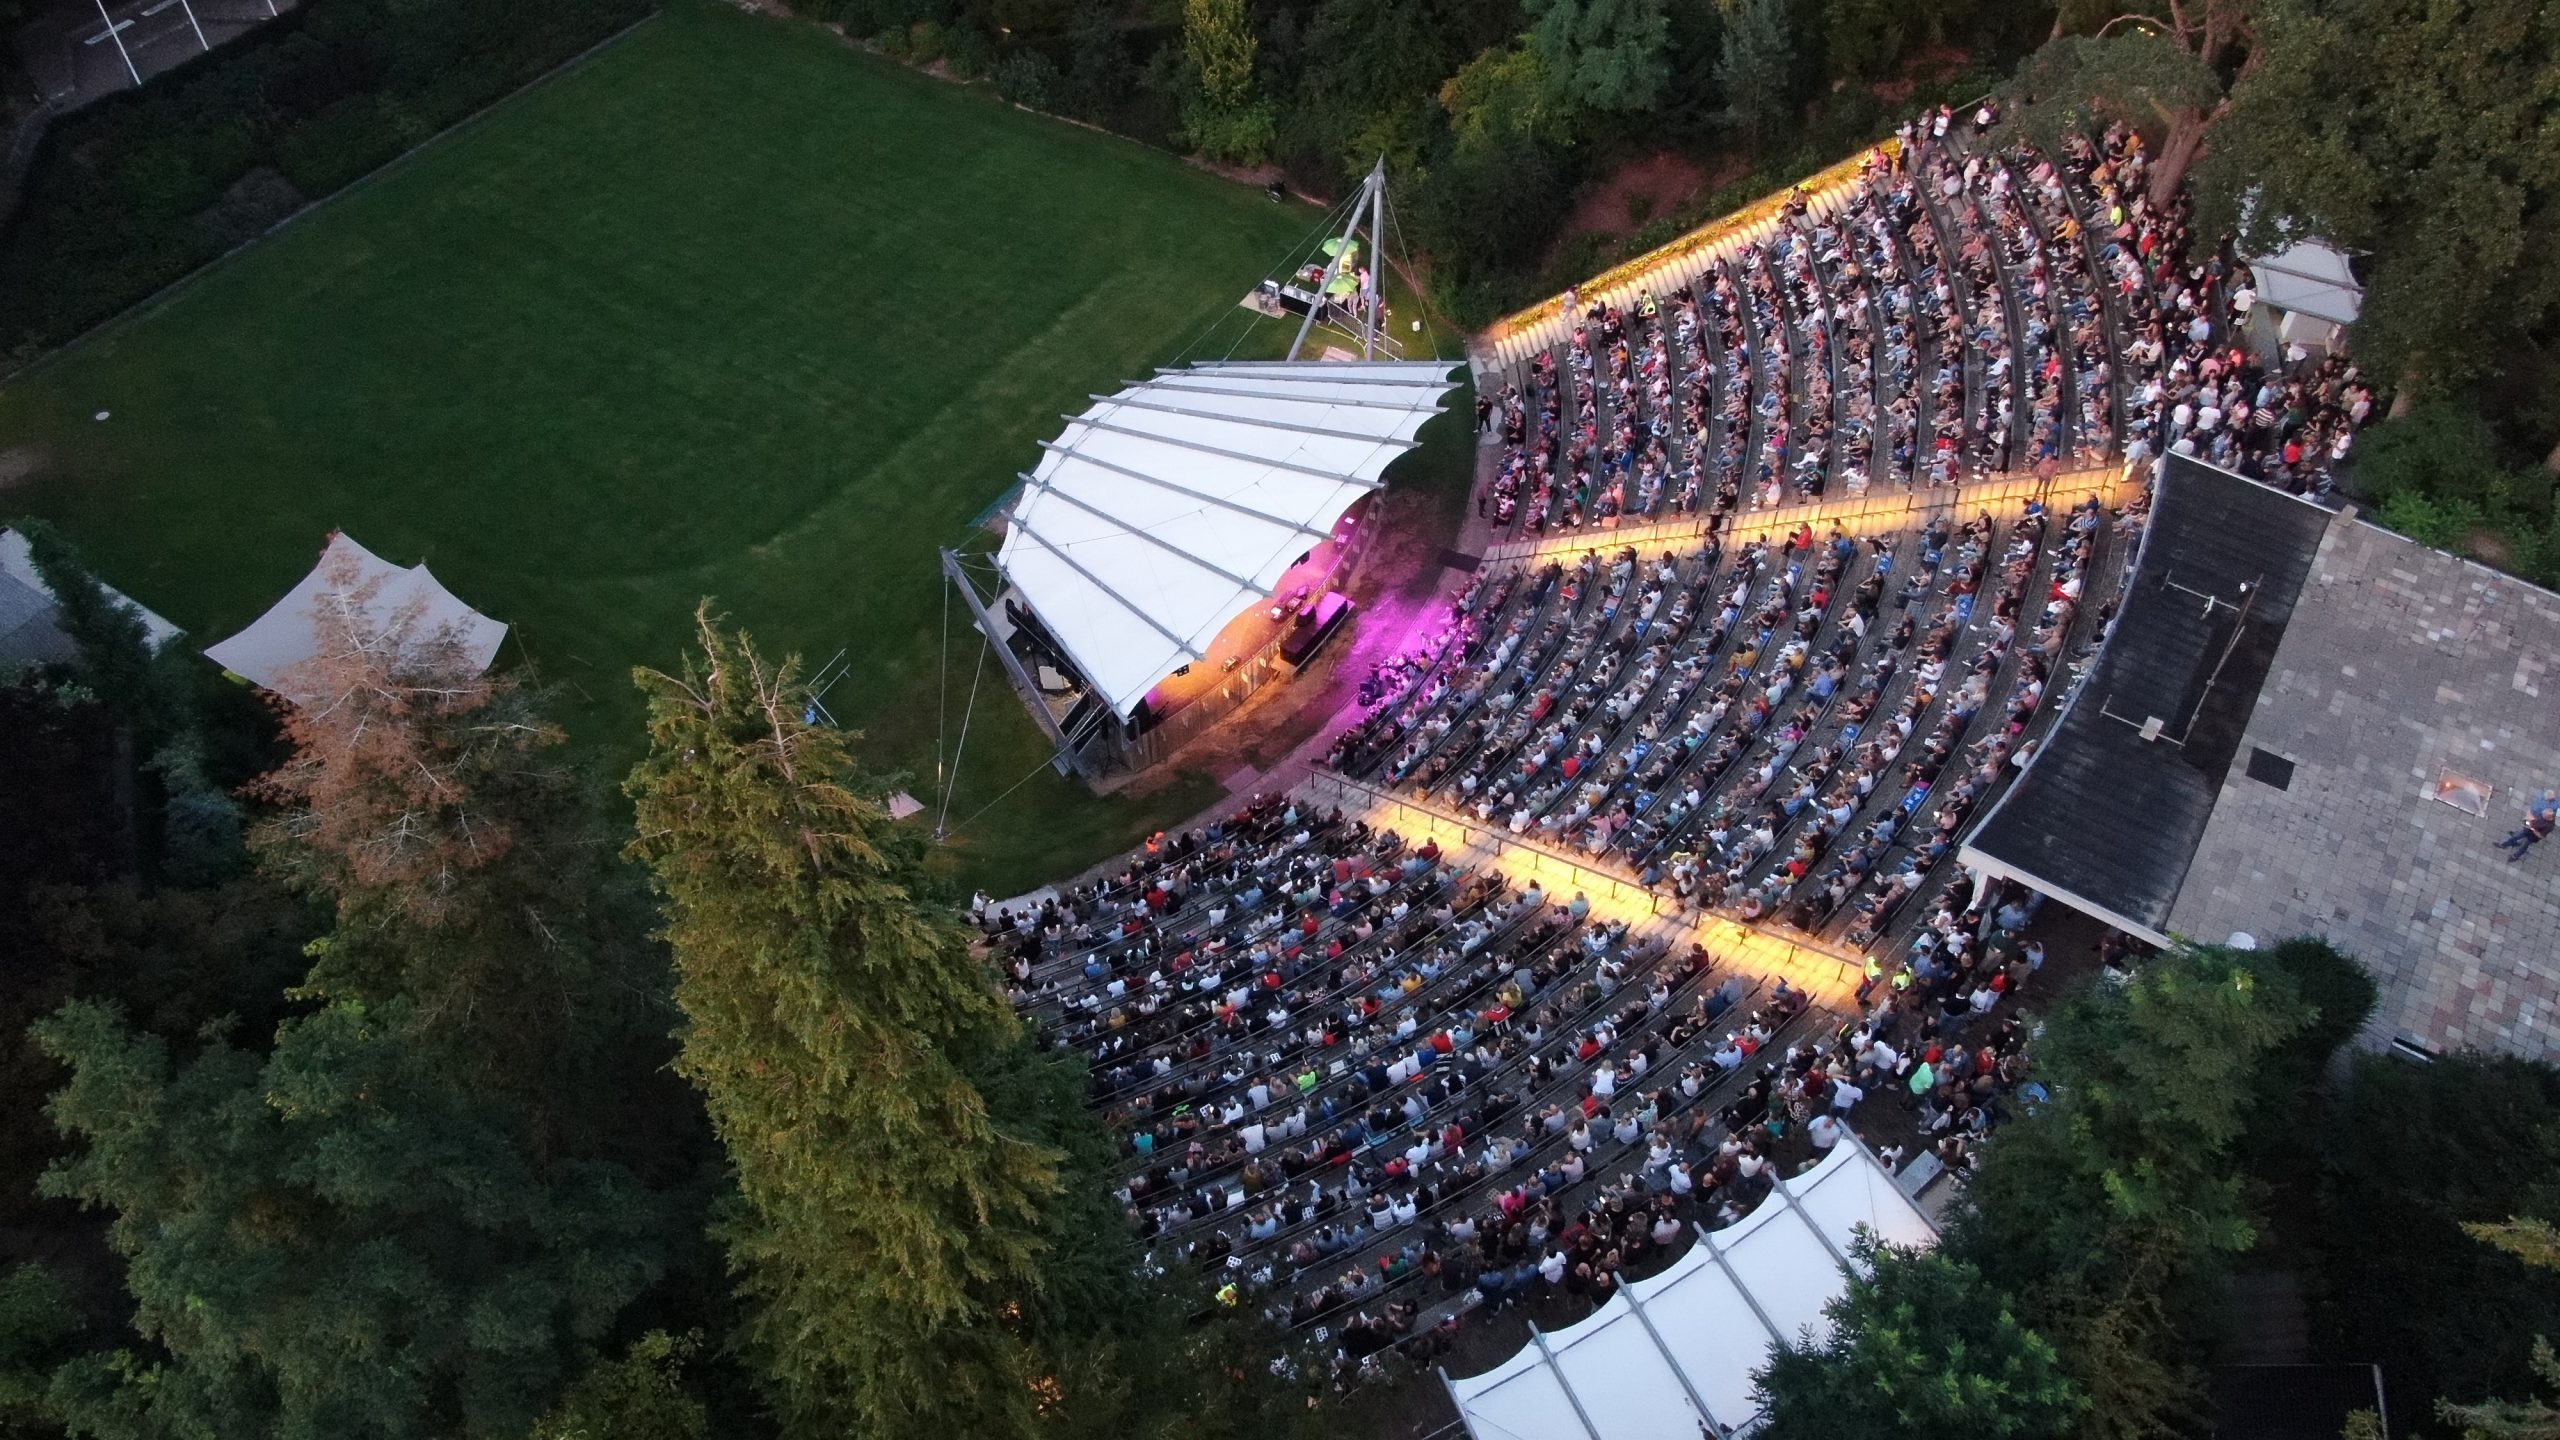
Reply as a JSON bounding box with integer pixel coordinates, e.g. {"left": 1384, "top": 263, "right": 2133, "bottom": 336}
{"left": 2243, "top": 240, "right": 2362, "bottom": 326}
{"left": 997, "top": 358, "right": 1461, "bottom": 716}
{"left": 1444, "top": 1140, "right": 1934, "bottom": 1440}
{"left": 205, "top": 533, "right": 507, "bottom": 701}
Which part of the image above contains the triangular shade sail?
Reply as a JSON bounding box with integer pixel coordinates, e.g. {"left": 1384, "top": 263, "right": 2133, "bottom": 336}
{"left": 998, "top": 359, "right": 1461, "bottom": 716}
{"left": 205, "top": 533, "right": 508, "bottom": 702}
{"left": 1444, "top": 1140, "right": 1934, "bottom": 1440}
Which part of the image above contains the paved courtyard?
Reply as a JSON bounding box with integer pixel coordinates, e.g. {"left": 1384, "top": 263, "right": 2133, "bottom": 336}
{"left": 2170, "top": 518, "right": 2560, "bottom": 1059}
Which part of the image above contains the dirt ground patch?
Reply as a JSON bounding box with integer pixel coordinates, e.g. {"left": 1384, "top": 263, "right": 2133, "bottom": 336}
{"left": 0, "top": 444, "right": 49, "bottom": 491}
{"left": 1551, "top": 151, "right": 1743, "bottom": 261}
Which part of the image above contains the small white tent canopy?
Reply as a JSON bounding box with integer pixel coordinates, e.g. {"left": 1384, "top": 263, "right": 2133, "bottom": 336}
{"left": 205, "top": 533, "right": 508, "bottom": 702}
{"left": 2243, "top": 239, "right": 2362, "bottom": 351}
{"left": 1443, "top": 1140, "right": 1934, "bottom": 1440}
{"left": 997, "top": 358, "right": 1462, "bottom": 717}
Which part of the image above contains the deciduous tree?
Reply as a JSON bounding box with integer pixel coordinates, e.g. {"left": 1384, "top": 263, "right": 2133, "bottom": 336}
{"left": 1755, "top": 1238, "right": 2085, "bottom": 1440}
{"left": 1714, "top": 0, "right": 1795, "bottom": 152}
{"left": 531, "top": 1331, "right": 710, "bottom": 1440}
{"left": 1951, "top": 943, "right": 2311, "bottom": 1437}
{"left": 2000, "top": 29, "right": 2229, "bottom": 208}
{"left": 2194, "top": 0, "right": 2560, "bottom": 398}
{"left": 1180, "top": 0, "right": 1275, "bottom": 163}
{"left": 1526, "top": 0, "right": 1672, "bottom": 115}
{"left": 1440, "top": 43, "right": 1562, "bottom": 149}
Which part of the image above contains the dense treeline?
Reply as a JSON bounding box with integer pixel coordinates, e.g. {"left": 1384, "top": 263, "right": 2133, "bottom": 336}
{"left": 0, "top": 532, "right": 1352, "bottom": 1440}
{"left": 1755, "top": 937, "right": 2560, "bottom": 1440}
{"left": 797, "top": 0, "right": 2047, "bottom": 323}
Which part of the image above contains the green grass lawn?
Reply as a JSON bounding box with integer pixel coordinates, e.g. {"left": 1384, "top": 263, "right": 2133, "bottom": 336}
{"left": 0, "top": 0, "right": 1369, "bottom": 892}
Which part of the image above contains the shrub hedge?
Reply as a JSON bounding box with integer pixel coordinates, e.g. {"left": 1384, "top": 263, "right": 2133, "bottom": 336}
{"left": 0, "top": 0, "right": 655, "bottom": 359}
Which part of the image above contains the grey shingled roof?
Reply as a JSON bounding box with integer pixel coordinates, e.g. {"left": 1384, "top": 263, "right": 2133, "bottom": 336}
{"left": 1962, "top": 455, "right": 2336, "bottom": 936}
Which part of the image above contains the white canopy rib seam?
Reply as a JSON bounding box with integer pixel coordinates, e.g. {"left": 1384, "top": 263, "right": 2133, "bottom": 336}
{"left": 1016, "top": 477, "right": 1269, "bottom": 594}
{"left": 1087, "top": 392, "right": 1427, "bottom": 446}
{"left": 1026, "top": 449, "right": 1334, "bottom": 541}
{"left": 1008, "top": 516, "right": 1203, "bottom": 662}
{"left": 1173, "top": 363, "right": 1445, "bottom": 387}
{"left": 1065, "top": 414, "right": 1387, "bottom": 490}
{"left": 1525, "top": 1326, "right": 1605, "bottom": 1440}
{"left": 1617, "top": 1275, "right": 1726, "bottom": 1431}
{"left": 1146, "top": 376, "right": 1454, "bottom": 412}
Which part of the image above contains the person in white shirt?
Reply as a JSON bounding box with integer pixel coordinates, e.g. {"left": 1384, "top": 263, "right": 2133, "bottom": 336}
{"left": 1808, "top": 1113, "right": 1843, "bottom": 1150}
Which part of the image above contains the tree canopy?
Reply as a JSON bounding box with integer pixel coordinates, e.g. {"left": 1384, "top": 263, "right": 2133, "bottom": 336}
{"left": 1755, "top": 1238, "right": 2085, "bottom": 1440}
{"left": 624, "top": 607, "right": 1060, "bottom": 1440}
{"left": 1950, "top": 943, "right": 2312, "bottom": 1438}
{"left": 2195, "top": 0, "right": 2560, "bottom": 398}
{"left": 35, "top": 997, "right": 666, "bottom": 1440}
{"left": 1525, "top": 0, "right": 1673, "bottom": 115}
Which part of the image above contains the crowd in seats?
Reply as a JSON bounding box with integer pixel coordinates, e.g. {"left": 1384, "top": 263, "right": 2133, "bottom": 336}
{"left": 994, "top": 104, "right": 2391, "bottom": 1390}
{"left": 988, "top": 768, "right": 2068, "bottom": 1383}
{"left": 1331, "top": 484, "right": 2118, "bottom": 970}
{"left": 1474, "top": 106, "right": 2381, "bottom": 535}
{"left": 2054, "top": 119, "right": 2378, "bottom": 497}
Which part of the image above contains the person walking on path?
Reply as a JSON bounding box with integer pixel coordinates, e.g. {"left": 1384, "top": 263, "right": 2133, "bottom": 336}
{"left": 2496, "top": 791, "right": 2559, "bottom": 862}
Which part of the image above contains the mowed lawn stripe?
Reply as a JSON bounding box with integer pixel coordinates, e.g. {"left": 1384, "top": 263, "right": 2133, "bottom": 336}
{"left": 0, "top": 0, "right": 1308, "bottom": 888}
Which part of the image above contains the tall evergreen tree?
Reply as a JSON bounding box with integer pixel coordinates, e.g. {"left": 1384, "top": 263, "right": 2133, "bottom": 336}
{"left": 30, "top": 578, "right": 674, "bottom": 1440}
{"left": 16, "top": 519, "right": 246, "bottom": 883}
{"left": 35, "top": 997, "right": 665, "bottom": 1440}
{"left": 1714, "top": 0, "right": 1795, "bottom": 152}
{"left": 624, "top": 607, "right": 1060, "bottom": 1440}
{"left": 16, "top": 519, "right": 189, "bottom": 752}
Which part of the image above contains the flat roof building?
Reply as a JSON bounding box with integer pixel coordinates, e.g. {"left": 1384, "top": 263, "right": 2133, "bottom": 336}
{"left": 1963, "top": 456, "right": 2560, "bottom": 1061}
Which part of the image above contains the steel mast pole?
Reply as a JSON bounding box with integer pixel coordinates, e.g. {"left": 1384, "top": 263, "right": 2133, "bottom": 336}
{"left": 1287, "top": 158, "right": 1383, "bottom": 362}
{"left": 1360, "top": 158, "right": 1387, "bottom": 359}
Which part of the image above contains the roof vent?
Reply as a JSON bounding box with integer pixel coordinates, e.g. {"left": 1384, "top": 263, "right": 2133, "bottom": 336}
{"left": 2245, "top": 747, "right": 2295, "bottom": 790}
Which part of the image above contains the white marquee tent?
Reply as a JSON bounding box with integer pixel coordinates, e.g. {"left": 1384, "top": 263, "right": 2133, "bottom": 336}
{"left": 1443, "top": 1140, "right": 1935, "bottom": 1440}
{"left": 205, "top": 532, "right": 508, "bottom": 702}
{"left": 2242, "top": 239, "right": 2363, "bottom": 350}
{"left": 996, "top": 358, "right": 1462, "bottom": 716}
